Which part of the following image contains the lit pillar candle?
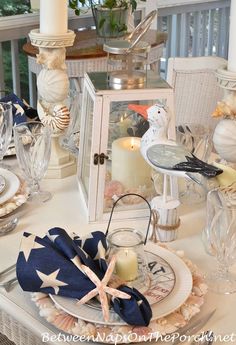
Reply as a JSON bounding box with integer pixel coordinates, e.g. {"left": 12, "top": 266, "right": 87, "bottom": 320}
{"left": 112, "top": 137, "right": 151, "bottom": 189}
{"left": 228, "top": 0, "right": 236, "bottom": 72}
{"left": 40, "top": 0, "right": 68, "bottom": 35}
{"left": 116, "top": 249, "right": 138, "bottom": 281}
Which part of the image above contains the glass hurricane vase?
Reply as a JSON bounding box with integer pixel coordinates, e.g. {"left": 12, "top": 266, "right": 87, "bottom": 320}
{"left": 13, "top": 121, "right": 51, "bottom": 202}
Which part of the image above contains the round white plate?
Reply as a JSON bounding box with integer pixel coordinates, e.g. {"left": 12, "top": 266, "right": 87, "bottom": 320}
{"left": 50, "top": 244, "right": 192, "bottom": 326}
{"left": 0, "top": 168, "right": 20, "bottom": 205}
{"left": 0, "top": 175, "right": 6, "bottom": 194}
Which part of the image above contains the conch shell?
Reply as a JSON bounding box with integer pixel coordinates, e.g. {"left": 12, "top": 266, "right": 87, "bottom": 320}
{"left": 37, "top": 101, "right": 70, "bottom": 133}
{"left": 37, "top": 69, "right": 69, "bottom": 104}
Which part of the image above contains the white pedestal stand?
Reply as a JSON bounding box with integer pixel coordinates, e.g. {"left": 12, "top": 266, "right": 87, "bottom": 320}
{"left": 29, "top": 29, "right": 77, "bottom": 178}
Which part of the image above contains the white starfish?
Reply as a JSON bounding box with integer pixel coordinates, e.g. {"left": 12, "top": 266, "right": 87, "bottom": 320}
{"left": 77, "top": 256, "right": 131, "bottom": 322}
{"left": 36, "top": 269, "right": 68, "bottom": 294}
{"left": 20, "top": 234, "right": 44, "bottom": 262}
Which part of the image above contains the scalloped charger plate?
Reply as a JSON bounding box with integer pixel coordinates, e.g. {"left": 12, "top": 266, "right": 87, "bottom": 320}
{"left": 50, "top": 243, "right": 192, "bottom": 326}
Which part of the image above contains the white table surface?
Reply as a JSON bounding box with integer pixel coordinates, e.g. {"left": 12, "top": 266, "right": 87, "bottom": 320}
{"left": 0, "top": 158, "right": 236, "bottom": 345}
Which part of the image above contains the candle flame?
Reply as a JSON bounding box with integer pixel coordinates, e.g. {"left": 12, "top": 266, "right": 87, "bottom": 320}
{"left": 131, "top": 137, "right": 135, "bottom": 150}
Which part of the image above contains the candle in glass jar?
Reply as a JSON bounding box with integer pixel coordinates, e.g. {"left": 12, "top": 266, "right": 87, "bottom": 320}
{"left": 40, "top": 0, "right": 68, "bottom": 35}
{"left": 116, "top": 249, "right": 138, "bottom": 281}
{"left": 112, "top": 137, "right": 151, "bottom": 189}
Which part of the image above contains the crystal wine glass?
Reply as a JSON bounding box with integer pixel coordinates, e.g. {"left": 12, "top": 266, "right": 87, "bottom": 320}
{"left": 60, "top": 90, "right": 80, "bottom": 156}
{"left": 204, "top": 188, "right": 236, "bottom": 294}
{"left": 176, "top": 123, "right": 213, "bottom": 203}
{"left": 0, "top": 102, "right": 13, "bottom": 168}
{"left": 13, "top": 121, "right": 51, "bottom": 202}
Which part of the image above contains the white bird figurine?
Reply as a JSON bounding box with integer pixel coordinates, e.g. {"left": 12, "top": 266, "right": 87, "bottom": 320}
{"left": 128, "top": 102, "right": 173, "bottom": 165}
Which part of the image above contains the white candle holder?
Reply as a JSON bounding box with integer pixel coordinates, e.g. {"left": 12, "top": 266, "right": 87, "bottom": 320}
{"left": 28, "top": 29, "right": 77, "bottom": 178}
{"left": 106, "top": 193, "right": 152, "bottom": 289}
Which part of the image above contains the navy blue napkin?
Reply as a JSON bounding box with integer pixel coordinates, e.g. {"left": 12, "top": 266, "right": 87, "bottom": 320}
{"left": 16, "top": 227, "right": 152, "bottom": 326}
{"left": 0, "top": 93, "right": 38, "bottom": 124}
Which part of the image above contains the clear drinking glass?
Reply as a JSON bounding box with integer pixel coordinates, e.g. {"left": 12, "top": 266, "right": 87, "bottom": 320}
{"left": 60, "top": 91, "right": 80, "bottom": 156}
{"left": 0, "top": 103, "right": 13, "bottom": 167}
{"left": 176, "top": 124, "right": 213, "bottom": 203}
{"left": 13, "top": 121, "right": 51, "bottom": 202}
{"left": 204, "top": 188, "right": 236, "bottom": 294}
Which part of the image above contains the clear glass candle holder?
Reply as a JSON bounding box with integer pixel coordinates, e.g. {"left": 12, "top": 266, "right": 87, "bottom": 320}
{"left": 107, "top": 228, "right": 149, "bottom": 290}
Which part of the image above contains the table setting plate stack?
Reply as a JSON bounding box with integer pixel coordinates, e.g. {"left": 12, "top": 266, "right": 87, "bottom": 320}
{"left": 0, "top": 168, "right": 28, "bottom": 219}
{"left": 15, "top": 225, "right": 208, "bottom": 343}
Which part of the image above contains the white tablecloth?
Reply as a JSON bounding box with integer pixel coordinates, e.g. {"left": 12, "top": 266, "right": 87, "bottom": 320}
{"left": 0, "top": 160, "right": 236, "bottom": 345}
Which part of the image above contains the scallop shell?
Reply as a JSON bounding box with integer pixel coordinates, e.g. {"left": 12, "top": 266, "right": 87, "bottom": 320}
{"left": 37, "top": 69, "right": 69, "bottom": 104}
{"left": 38, "top": 101, "right": 70, "bottom": 133}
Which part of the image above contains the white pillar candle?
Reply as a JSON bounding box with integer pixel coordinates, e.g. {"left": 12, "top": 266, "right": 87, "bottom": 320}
{"left": 228, "top": 0, "right": 236, "bottom": 72}
{"left": 112, "top": 137, "right": 151, "bottom": 189}
{"left": 40, "top": 0, "right": 68, "bottom": 35}
{"left": 116, "top": 249, "right": 138, "bottom": 281}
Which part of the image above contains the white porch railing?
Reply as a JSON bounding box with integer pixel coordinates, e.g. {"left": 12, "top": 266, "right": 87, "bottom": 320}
{"left": 145, "top": 0, "right": 230, "bottom": 69}
{"left": 0, "top": 0, "right": 231, "bottom": 102}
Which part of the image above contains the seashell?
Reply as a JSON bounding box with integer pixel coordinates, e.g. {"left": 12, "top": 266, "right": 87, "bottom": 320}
{"left": 53, "top": 313, "right": 76, "bottom": 332}
{"left": 31, "top": 292, "right": 47, "bottom": 301}
{"left": 132, "top": 326, "right": 152, "bottom": 337}
{"left": 165, "top": 312, "right": 186, "bottom": 327}
{"left": 72, "top": 320, "right": 97, "bottom": 337}
{"left": 186, "top": 295, "right": 204, "bottom": 307}
{"left": 213, "top": 119, "right": 236, "bottom": 162}
{"left": 38, "top": 101, "right": 70, "bottom": 133}
{"left": 5, "top": 202, "right": 16, "bottom": 213}
{"left": 37, "top": 69, "right": 69, "bottom": 104}
{"left": 36, "top": 296, "right": 54, "bottom": 309}
{"left": 21, "top": 134, "right": 33, "bottom": 145}
{"left": 39, "top": 307, "right": 59, "bottom": 322}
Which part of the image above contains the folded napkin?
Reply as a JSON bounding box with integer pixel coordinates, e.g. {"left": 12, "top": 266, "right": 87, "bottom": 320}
{"left": 0, "top": 93, "right": 38, "bottom": 125}
{"left": 17, "top": 228, "right": 152, "bottom": 326}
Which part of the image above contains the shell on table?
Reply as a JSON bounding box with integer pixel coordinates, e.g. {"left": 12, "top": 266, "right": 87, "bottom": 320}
{"left": 213, "top": 118, "right": 236, "bottom": 163}
{"left": 37, "top": 101, "right": 70, "bottom": 133}
{"left": 37, "top": 69, "right": 69, "bottom": 104}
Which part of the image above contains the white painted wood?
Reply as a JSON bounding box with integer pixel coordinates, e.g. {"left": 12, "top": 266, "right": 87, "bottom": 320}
{"left": 192, "top": 11, "right": 201, "bottom": 56}
{"left": 166, "top": 56, "right": 227, "bottom": 127}
{"left": 11, "top": 40, "right": 21, "bottom": 97}
{"left": 0, "top": 43, "right": 5, "bottom": 97}
{"left": 207, "top": 9, "right": 215, "bottom": 55}
{"left": 200, "top": 11, "right": 207, "bottom": 56}
{"left": 179, "top": 13, "right": 190, "bottom": 57}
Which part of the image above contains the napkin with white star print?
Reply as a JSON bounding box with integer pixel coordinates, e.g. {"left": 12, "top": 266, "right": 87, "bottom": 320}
{"left": 0, "top": 93, "right": 38, "bottom": 125}
{"left": 16, "top": 227, "right": 152, "bottom": 326}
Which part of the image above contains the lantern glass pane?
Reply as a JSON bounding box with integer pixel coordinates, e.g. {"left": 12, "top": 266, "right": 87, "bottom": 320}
{"left": 104, "top": 99, "right": 167, "bottom": 213}
{"left": 81, "top": 90, "right": 94, "bottom": 202}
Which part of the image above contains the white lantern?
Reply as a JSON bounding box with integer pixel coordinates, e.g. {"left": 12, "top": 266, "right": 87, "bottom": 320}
{"left": 77, "top": 72, "right": 175, "bottom": 222}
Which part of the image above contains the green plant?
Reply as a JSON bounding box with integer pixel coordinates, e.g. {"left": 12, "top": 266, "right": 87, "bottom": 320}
{"left": 69, "top": 0, "right": 137, "bottom": 37}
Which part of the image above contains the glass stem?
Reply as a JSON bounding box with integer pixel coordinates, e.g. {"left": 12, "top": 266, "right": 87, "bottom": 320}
{"left": 216, "top": 261, "right": 229, "bottom": 279}
{"left": 29, "top": 180, "right": 40, "bottom": 195}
